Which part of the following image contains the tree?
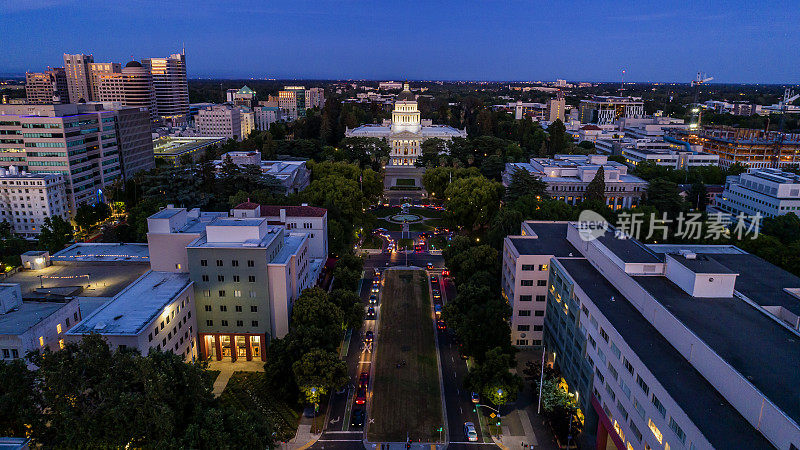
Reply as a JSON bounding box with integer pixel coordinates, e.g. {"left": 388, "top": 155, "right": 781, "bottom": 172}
{"left": 479, "top": 155, "right": 506, "bottom": 181}
{"left": 584, "top": 166, "right": 606, "bottom": 203}
{"left": 465, "top": 347, "right": 523, "bottom": 406}
{"left": 505, "top": 167, "right": 548, "bottom": 203}
{"left": 688, "top": 182, "right": 708, "bottom": 211}
{"left": 761, "top": 212, "right": 800, "bottom": 245}
{"left": 38, "top": 216, "right": 74, "bottom": 253}
{"left": 644, "top": 178, "right": 686, "bottom": 217}
{"left": 333, "top": 254, "right": 364, "bottom": 291}
{"left": 74, "top": 204, "right": 97, "bottom": 231}
{"left": 292, "top": 349, "right": 348, "bottom": 404}
{"left": 0, "top": 359, "right": 39, "bottom": 437}
{"left": 487, "top": 207, "right": 524, "bottom": 248}
{"left": 422, "top": 166, "right": 480, "bottom": 201}
{"left": 329, "top": 289, "right": 365, "bottom": 330}
{"left": 444, "top": 176, "right": 504, "bottom": 229}
{"left": 547, "top": 119, "right": 567, "bottom": 156}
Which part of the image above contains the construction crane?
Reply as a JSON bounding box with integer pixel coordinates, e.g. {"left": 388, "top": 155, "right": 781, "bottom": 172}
{"left": 772, "top": 88, "right": 800, "bottom": 167}
{"left": 689, "top": 72, "right": 713, "bottom": 130}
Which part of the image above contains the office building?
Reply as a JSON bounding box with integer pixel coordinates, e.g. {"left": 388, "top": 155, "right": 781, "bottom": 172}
{"left": 502, "top": 154, "right": 648, "bottom": 209}
{"left": 579, "top": 96, "right": 645, "bottom": 125}
{"left": 231, "top": 202, "right": 327, "bottom": 258}
{"left": 62, "top": 53, "right": 94, "bottom": 103}
{"left": 194, "top": 104, "right": 242, "bottom": 140}
{"left": 669, "top": 126, "right": 800, "bottom": 169}
{"left": 715, "top": 168, "right": 800, "bottom": 219}
{"left": 534, "top": 222, "right": 800, "bottom": 449}
{"left": 254, "top": 105, "right": 281, "bottom": 130}
{"left": 88, "top": 62, "right": 122, "bottom": 101}
{"left": 240, "top": 107, "right": 255, "bottom": 139}
{"left": 501, "top": 222, "right": 576, "bottom": 347}
{"left": 25, "top": 68, "right": 69, "bottom": 104}
{"left": 146, "top": 207, "right": 324, "bottom": 360}
{"left": 278, "top": 86, "right": 324, "bottom": 121}
{"left": 547, "top": 90, "right": 566, "bottom": 122}
{"left": 65, "top": 270, "right": 198, "bottom": 361}
{"left": 379, "top": 81, "right": 403, "bottom": 90}
{"left": 142, "top": 52, "right": 189, "bottom": 126}
{"left": 0, "top": 283, "right": 81, "bottom": 363}
{"left": 226, "top": 86, "right": 257, "bottom": 107}
{"left": 0, "top": 169, "right": 69, "bottom": 237}
{"left": 152, "top": 136, "right": 225, "bottom": 165}
{"left": 104, "top": 105, "right": 155, "bottom": 179}
{"left": 215, "top": 152, "right": 310, "bottom": 195}
{"left": 0, "top": 103, "right": 123, "bottom": 213}
{"left": 94, "top": 61, "right": 158, "bottom": 123}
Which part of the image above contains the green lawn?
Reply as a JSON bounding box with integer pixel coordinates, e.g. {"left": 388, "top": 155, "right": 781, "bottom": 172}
{"left": 409, "top": 207, "right": 445, "bottom": 219}
{"left": 372, "top": 207, "right": 401, "bottom": 218}
{"left": 375, "top": 219, "right": 403, "bottom": 232}
{"left": 368, "top": 270, "right": 443, "bottom": 443}
{"left": 409, "top": 223, "right": 434, "bottom": 232}
{"left": 218, "top": 372, "right": 300, "bottom": 441}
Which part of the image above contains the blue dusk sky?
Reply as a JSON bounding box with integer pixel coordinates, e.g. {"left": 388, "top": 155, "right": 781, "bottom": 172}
{"left": 2, "top": 0, "right": 799, "bottom": 83}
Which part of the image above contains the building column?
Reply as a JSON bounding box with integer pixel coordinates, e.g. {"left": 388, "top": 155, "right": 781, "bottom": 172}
{"left": 214, "top": 334, "right": 222, "bottom": 361}
{"left": 245, "top": 335, "right": 252, "bottom": 361}
{"left": 198, "top": 335, "right": 206, "bottom": 360}
{"left": 260, "top": 333, "right": 267, "bottom": 362}
{"left": 229, "top": 334, "right": 237, "bottom": 362}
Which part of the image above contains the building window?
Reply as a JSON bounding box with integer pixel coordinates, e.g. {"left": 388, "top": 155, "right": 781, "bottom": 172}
{"left": 521, "top": 264, "right": 535, "bottom": 271}
{"left": 203, "top": 290, "right": 211, "bottom": 297}
{"left": 533, "top": 325, "right": 543, "bottom": 331}
{"left": 219, "top": 290, "right": 226, "bottom": 297}
{"left": 200, "top": 259, "right": 208, "bottom": 266}
{"left": 252, "top": 320, "right": 258, "bottom": 327}
{"left": 250, "top": 306, "right": 258, "bottom": 312}
{"left": 633, "top": 397, "right": 645, "bottom": 419}
{"left": 234, "top": 290, "right": 242, "bottom": 298}
{"left": 148, "top": 333, "right": 153, "bottom": 342}
{"left": 536, "top": 295, "right": 546, "bottom": 302}
{"left": 39, "top": 336, "right": 44, "bottom": 347}
{"left": 518, "top": 310, "right": 531, "bottom": 317}
{"left": 247, "top": 260, "right": 254, "bottom": 267}
{"left": 220, "top": 305, "right": 227, "bottom": 312}
{"left": 221, "top": 320, "right": 228, "bottom": 326}
{"left": 537, "top": 280, "right": 547, "bottom": 286}
{"left": 520, "top": 280, "right": 534, "bottom": 286}
{"left": 619, "top": 379, "right": 631, "bottom": 399}
{"left": 235, "top": 305, "right": 243, "bottom": 312}
{"left": 204, "top": 305, "right": 211, "bottom": 312}
{"left": 599, "top": 328, "right": 609, "bottom": 342}
{"left": 56, "top": 323, "right": 62, "bottom": 334}
{"left": 516, "top": 339, "right": 529, "bottom": 346}
{"left": 217, "top": 275, "right": 224, "bottom": 282}
{"left": 216, "top": 260, "right": 223, "bottom": 267}
{"left": 519, "top": 295, "right": 532, "bottom": 302}
{"left": 231, "top": 260, "right": 239, "bottom": 267}
{"left": 202, "top": 275, "right": 209, "bottom": 282}
{"left": 636, "top": 375, "right": 649, "bottom": 395}
{"left": 623, "top": 357, "right": 634, "bottom": 375}
{"left": 233, "top": 275, "right": 240, "bottom": 282}
{"left": 652, "top": 394, "right": 666, "bottom": 418}
{"left": 534, "top": 310, "right": 544, "bottom": 316}
{"left": 517, "top": 325, "right": 530, "bottom": 331}
{"left": 539, "top": 264, "right": 548, "bottom": 271}
{"left": 206, "top": 320, "right": 213, "bottom": 326}
{"left": 249, "top": 290, "right": 257, "bottom": 298}
{"left": 236, "top": 320, "right": 243, "bottom": 327}
{"left": 248, "top": 275, "right": 256, "bottom": 282}
{"left": 648, "top": 419, "right": 663, "bottom": 444}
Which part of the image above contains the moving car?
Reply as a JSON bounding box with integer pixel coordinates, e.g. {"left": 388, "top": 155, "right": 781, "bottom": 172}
{"left": 359, "top": 371, "right": 370, "bottom": 387}
{"left": 430, "top": 275, "right": 438, "bottom": 283}
{"left": 365, "top": 330, "right": 374, "bottom": 343}
{"left": 434, "top": 304, "right": 442, "bottom": 318}
{"left": 371, "top": 283, "right": 379, "bottom": 293}
{"left": 366, "top": 306, "right": 376, "bottom": 319}
{"left": 369, "top": 294, "right": 377, "bottom": 304}
{"left": 427, "top": 262, "right": 434, "bottom": 270}
{"left": 350, "top": 408, "right": 366, "bottom": 428}
{"left": 471, "top": 392, "right": 480, "bottom": 403}
{"left": 437, "top": 320, "right": 446, "bottom": 331}
{"left": 441, "top": 269, "right": 450, "bottom": 277}
{"left": 432, "top": 289, "right": 441, "bottom": 300}
{"left": 464, "top": 422, "right": 478, "bottom": 442}
{"left": 355, "top": 387, "right": 367, "bottom": 405}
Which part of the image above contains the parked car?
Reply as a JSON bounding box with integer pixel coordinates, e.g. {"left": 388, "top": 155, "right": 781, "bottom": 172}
{"left": 464, "top": 422, "right": 478, "bottom": 442}
{"left": 366, "top": 306, "right": 376, "bottom": 319}
{"left": 365, "top": 330, "right": 374, "bottom": 343}
{"left": 355, "top": 387, "right": 367, "bottom": 405}
{"left": 471, "top": 392, "right": 480, "bottom": 403}
{"left": 359, "top": 371, "right": 370, "bottom": 387}
{"left": 350, "top": 408, "right": 366, "bottom": 428}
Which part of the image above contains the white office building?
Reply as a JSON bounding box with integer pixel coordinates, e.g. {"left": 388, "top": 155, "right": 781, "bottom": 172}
{"left": 194, "top": 104, "right": 242, "bottom": 141}
{"left": 231, "top": 203, "right": 328, "bottom": 259}
{"left": 537, "top": 222, "right": 800, "bottom": 449}
{"left": 65, "top": 270, "right": 198, "bottom": 361}
{"left": 214, "top": 152, "right": 310, "bottom": 195}
{"left": 503, "top": 154, "right": 648, "bottom": 209}
{"left": 716, "top": 168, "right": 800, "bottom": 219}
{"left": 0, "top": 169, "right": 69, "bottom": 237}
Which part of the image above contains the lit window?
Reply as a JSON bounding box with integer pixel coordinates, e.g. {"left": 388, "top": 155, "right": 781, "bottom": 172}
{"left": 58, "top": 339, "right": 65, "bottom": 349}
{"left": 648, "top": 419, "right": 663, "bottom": 444}
{"left": 39, "top": 336, "right": 44, "bottom": 347}
{"left": 56, "top": 323, "right": 62, "bottom": 334}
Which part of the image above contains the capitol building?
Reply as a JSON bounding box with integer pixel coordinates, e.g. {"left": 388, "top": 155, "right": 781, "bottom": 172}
{"left": 345, "top": 83, "right": 466, "bottom": 166}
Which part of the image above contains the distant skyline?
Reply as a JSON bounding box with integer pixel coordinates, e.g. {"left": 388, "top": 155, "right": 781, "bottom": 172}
{"left": 3, "top": 0, "right": 800, "bottom": 84}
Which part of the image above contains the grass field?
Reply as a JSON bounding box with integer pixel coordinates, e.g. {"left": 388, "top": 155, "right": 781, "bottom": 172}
{"left": 218, "top": 372, "right": 300, "bottom": 441}
{"left": 368, "top": 270, "right": 443, "bottom": 443}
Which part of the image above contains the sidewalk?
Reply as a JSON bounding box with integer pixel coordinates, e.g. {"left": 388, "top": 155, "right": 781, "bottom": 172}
{"left": 206, "top": 359, "right": 265, "bottom": 397}
{"left": 286, "top": 421, "right": 322, "bottom": 450}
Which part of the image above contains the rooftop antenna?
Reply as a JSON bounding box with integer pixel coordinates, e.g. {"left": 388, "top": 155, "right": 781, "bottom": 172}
{"left": 689, "top": 71, "right": 713, "bottom": 130}
{"left": 620, "top": 69, "right": 626, "bottom": 92}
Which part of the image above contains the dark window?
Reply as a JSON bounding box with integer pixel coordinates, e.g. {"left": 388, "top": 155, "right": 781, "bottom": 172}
{"left": 250, "top": 306, "right": 258, "bottom": 312}
{"left": 202, "top": 275, "right": 209, "bottom": 282}
{"left": 519, "top": 295, "right": 532, "bottom": 302}
{"left": 204, "top": 305, "right": 211, "bottom": 311}
{"left": 148, "top": 333, "right": 153, "bottom": 342}
{"left": 536, "top": 295, "right": 546, "bottom": 302}
{"left": 219, "top": 290, "right": 226, "bottom": 297}
{"left": 233, "top": 275, "right": 240, "bottom": 282}
{"left": 534, "top": 310, "right": 544, "bottom": 316}
{"left": 248, "top": 275, "right": 256, "bottom": 282}
{"left": 252, "top": 320, "right": 258, "bottom": 327}
{"left": 247, "top": 260, "right": 255, "bottom": 267}
{"left": 636, "top": 375, "right": 649, "bottom": 395}
{"left": 200, "top": 260, "right": 208, "bottom": 266}
{"left": 521, "top": 264, "right": 535, "bottom": 271}
{"left": 217, "top": 275, "right": 224, "bottom": 282}
{"left": 533, "top": 325, "right": 543, "bottom": 331}
{"left": 236, "top": 320, "right": 243, "bottom": 327}
{"left": 518, "top": 310, "right": 531, "bottom": 317}
{"left": 219, "top": 305, "right": 227, "bottom": 312}
{"left": 517, "top": 325, "right": 530, "bottom": 331}
{"left": 235, "top": 305, "right": 242, "bottom": 312}
{"left": 536, "top": 279, "right": 547, "bottom": 286}
{"left": 216, "top": 260, "right": 223, "bottom": 267}
{"left": 221, "top": 320, "right": 228, "bottom": 326}
{"left": 520, "top": 280, "right": 534, "bottom": 286}
{"left": 232, "top": 260, "right": 239, "bottom": 267}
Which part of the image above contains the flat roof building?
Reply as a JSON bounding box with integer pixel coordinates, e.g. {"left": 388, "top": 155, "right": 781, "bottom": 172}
{"left": 579, "top": 96, "right": 645, "bottom": 125}
{"left": 65, "top": 270, "right": 197, "bottom": 360}
{"left": 531, "top": 222, "right": 800, "bottom": 449}
{"left": 215, "top": 152, "right": 310, "bottom": 195}
{"left": 0, "top": 169, "right": 69, "bottom": 237}
{"left": 716, "top": 168, "right": 800, "bottom": 219}
{"left": 231, "top": 202, "right": 328, "bottom": 259}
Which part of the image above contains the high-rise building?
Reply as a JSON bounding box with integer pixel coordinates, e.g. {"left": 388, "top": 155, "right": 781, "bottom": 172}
{"left": 0, "top": 104, "right": 126, "bottom": 214}
{"left": 529, "top": 221, "right": 800, "bottom": 449}
{"left": 102, "top": 104, "right": 155, "bottom": 179}
{"left": 579, "top": 96, "right": 645, "bottom": 125}
{"left": 194, "top": 104, "right": 242, "bottom": 140}
{"left": 25, "top": 68, "right": 69, "bottom": 104}
{"left": 239, "top": 107, "right": 255, "bottom": 139}
{"left": 88, "top": 62, "right": 122, "bottom": 101}
{"left": 63, "top": 53, "right": 94, "bottom": 103}
{"left": 93, "top": 61, "right": 158, "bottom": 124}
{"left": 0, "top": 169, "right": 69, "bottom": 237}
{"left": 142, "top": 52, "right": 189, "bottom": 126}
{"left": 547, "top": 90, "right": 566, "bottom": 122}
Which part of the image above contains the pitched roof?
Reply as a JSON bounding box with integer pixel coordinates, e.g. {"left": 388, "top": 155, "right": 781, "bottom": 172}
{"left": 234, "top": 202, "right": 260, "bottom": 210}
{"left": 260, "top": 205, "right": 327, "bottom": 218}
